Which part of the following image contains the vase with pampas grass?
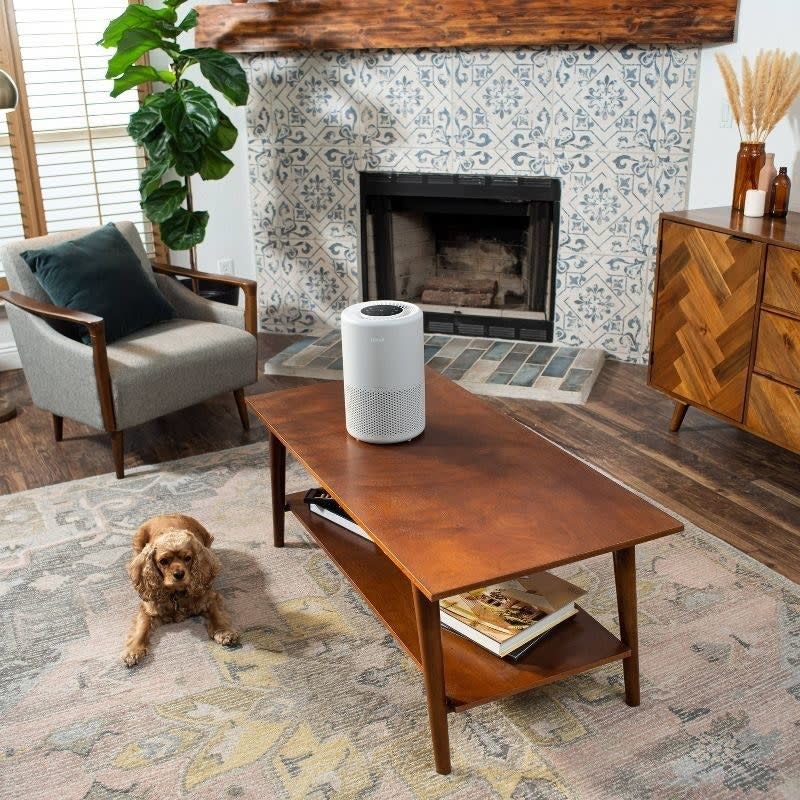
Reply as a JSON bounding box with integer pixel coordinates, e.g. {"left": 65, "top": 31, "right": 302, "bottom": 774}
{"left": 716, "top": 50, "right": 800, "bottom": 212}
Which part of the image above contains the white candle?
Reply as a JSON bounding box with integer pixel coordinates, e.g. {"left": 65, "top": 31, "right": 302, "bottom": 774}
{"left": 743, "top": 189, "right": 766, "bottom": 217}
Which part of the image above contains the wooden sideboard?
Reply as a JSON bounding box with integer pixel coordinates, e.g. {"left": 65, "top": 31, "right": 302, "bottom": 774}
{"left": 649, "top": 207, "right": 800, "bottom": 454}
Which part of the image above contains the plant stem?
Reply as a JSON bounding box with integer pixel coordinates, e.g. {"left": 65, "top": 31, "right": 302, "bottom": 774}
{"left": 185, "top": 175, "right": 197, "bottom": 272}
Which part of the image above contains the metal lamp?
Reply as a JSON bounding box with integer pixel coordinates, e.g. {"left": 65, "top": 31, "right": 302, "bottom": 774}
{"left": 1, "top": 68, "right": 19, "bottom": 423}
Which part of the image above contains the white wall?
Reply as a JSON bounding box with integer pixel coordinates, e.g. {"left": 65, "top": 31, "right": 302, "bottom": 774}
{"left": 689, "top": 0, "right": 800, "bottom": 210}
{"left": 167, "top": 99, "right": 255, "bottom": 280}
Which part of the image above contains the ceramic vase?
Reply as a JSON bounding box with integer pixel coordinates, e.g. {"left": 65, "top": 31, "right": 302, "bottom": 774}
{"left": 732, "top": 142, "right": 766, "bottom": 212}
{"left": 757, "top": 153, "right": 777, "bottom": 213}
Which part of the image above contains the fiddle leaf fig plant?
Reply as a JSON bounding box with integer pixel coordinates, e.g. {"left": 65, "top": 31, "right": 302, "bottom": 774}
{"left": 98, "top": 0, "right": 248, "bottom": 252}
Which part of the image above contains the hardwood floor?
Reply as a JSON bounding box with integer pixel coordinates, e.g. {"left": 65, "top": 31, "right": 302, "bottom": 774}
{"left": 1, "top": 333, "right": 798, "bottom": 584}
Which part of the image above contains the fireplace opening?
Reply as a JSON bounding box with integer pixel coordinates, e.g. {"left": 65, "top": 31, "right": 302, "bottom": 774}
{"left": 360, "top": 172, "right": 560, "bottom": 341}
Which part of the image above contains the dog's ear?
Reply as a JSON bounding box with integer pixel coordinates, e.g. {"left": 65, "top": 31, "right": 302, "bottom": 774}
{"left": 189, "top": 539, "right": 220, "bottom": 595}
{"left": 128, "top": 543, "right": 161, "bottom": 600}
{"left": 186, "top": 518, "right": 214, "bottom": 548}
{"left": 132, "top": 521, "right": 153, "bottom": 554}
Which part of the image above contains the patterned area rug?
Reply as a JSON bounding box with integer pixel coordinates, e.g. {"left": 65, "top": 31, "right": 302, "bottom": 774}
{"left": 1, "top": 443, "right": 798, "bottom": 799}
{"left": 266, "top": 331, "right": 605, "bottom": 404}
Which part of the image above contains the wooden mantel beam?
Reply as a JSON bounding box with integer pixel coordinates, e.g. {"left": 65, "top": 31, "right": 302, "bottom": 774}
{"left": 195, "top": 1, "right": 739, "bottom": 54}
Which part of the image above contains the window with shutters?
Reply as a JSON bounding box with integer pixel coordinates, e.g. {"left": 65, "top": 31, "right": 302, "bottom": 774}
{"left": 0, "top": 115, "right": 24, "bottom": 247}
{"left": 0, "top": 0, "right": 161, "bottom": 279}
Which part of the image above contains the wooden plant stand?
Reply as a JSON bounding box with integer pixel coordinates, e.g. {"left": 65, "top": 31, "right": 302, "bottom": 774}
{"left": 247, "top": 371, "right": 682, "bottom": 773}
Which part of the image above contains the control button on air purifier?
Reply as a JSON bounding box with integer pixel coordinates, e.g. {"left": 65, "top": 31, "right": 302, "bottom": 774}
{"left": 361, "top": 304, "right": 404, "bottom": 316}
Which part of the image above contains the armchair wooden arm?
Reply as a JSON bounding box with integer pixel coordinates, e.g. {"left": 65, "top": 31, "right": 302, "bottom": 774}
{"left": 151, "top": 262, "right": 258, "bottom": 335}
{"left": 0, "top": 290, "right": 117, "bottom": 433}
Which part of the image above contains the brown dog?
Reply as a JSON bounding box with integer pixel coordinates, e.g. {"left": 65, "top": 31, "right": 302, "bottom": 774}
{"left": 122, "top": 514, "right": 240, "bottom": 667}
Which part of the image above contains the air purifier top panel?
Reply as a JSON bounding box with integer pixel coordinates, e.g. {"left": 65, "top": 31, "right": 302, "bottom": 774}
{"left": 341, "top": 300, "right": 421, "bottom": 326}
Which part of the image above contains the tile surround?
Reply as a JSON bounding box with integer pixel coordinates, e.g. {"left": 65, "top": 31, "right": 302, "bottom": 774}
{"left": 245, "top": 45, "right": 699, "bottom": 364}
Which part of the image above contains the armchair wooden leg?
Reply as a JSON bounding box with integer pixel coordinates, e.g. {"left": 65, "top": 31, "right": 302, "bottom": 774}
{"left": 111, "top": 430, "right": 125, "bottom": 479}
{"left": 52, "top": 414, "right": 63, "bottom": 442}
{"left": 233, "top": 388, "right": 250, "bottom": 431}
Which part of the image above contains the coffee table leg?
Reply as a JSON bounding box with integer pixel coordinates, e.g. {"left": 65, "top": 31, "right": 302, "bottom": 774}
{"left": 269, "top": 431, "right": 286, "bottom": 548}
{"left": 412, "top": 587, "right": 451, "bottom": 775}
{"left": 613, "top": 545, "right": 640, "bottom": 706}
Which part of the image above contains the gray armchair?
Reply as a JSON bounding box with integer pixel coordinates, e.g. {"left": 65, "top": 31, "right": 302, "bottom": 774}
{"left": 0, "top": 222, "right": 258, "bottom": 478}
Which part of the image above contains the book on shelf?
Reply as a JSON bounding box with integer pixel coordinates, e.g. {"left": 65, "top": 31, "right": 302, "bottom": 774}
{"left": 304, "top": 489, "right": 372, "bottom": 542}
{"left": 440, "top": 571, "right": 586, "bottom": 658}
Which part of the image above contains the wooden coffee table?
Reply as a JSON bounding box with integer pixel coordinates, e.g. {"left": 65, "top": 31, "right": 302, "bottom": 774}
{"left": 247, "top": 370, "right": 683, "bottom": 774}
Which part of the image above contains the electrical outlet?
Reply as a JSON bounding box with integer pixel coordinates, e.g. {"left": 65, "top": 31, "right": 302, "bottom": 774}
{"left": 720, "top": 102, "right": 733, "bottom": 128}
{"left": 218, "top": 258, "right": 234, "bottom": 275}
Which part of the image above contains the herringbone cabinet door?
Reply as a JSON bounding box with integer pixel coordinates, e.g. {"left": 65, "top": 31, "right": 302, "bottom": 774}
{"left": 650, "top": 221, "right": 762, "bottom": 422}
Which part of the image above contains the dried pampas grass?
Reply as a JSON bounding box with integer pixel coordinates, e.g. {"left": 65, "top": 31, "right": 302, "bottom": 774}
{"left": 716, "top": 49, "right": 800, "bottom": 142}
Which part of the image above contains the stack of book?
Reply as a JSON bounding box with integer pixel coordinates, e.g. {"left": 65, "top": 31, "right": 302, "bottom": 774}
{"left": 304, "top": 488, "right": 585, "bottom": 662}
{"left": 440, "top": 572, "right": 585, "bottom": 661}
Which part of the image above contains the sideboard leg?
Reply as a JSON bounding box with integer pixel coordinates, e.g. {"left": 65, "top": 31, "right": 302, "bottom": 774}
{"left": 669, "top": 401, "right": 689, "bottom": 432}
{"left": 269, "top": 431, "right": 286, "bottom": 548}
{"left": 412, "top": 586, "right": 451, "bottom": 775}
{"left": 613, "top": 546, "right": 640, "bottom": 707}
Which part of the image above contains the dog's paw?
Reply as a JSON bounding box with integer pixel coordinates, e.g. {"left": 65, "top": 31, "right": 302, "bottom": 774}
{"left": 122, "top": 648, "right": 147, "bottom": 667}
{"left": 213, "top": 629, "right": 240, "bottom": 647}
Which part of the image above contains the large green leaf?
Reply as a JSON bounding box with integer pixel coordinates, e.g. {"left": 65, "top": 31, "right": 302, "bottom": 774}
{"left": 199, "top": 146, "right": 234, "bottom": 181}
{"left": 143, "top": 129, "right": 170, "bottom": 164}
{"left": 139, "top": 159, "right": 171, "bottom": 198}
{"left": 210, "top": 112, "right": 238, "bottom": 152}
{"left": 141, "top": 180, "right": 187, "bottom": 223}
{"left": 159, "top": 209, "right": 209, "bottom": 250}
{"left": 128, "top": 104, "right": 163, "bottom": 144}
{"left": 160, "top": 86, "right": 219, "bottom": 152}
{"left": 177, "top": 10, "right": 198, "bottom": 32}
{"left": 98, "top": 5, "right": 176, "bottom": 49}
{"left": 106, "top": 28, "right": 166, "bottom": 79}
{"left": 183, "top": 48, "right": 249, "bottom": 106}
{"left": 111, "top": 65, "right": 175, "bottom": 97}
{"left": 170, "top": 144, "right": 203, "bottom": 177}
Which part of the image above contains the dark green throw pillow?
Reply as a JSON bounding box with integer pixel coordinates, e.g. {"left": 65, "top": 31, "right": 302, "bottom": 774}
{"left": 22, "top": 223, "right": 174, "bottom": 344}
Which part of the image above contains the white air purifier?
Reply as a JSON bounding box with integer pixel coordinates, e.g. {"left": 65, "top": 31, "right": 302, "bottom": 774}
{"left": 340, "top": 300, "right": 425, "bottom": 444}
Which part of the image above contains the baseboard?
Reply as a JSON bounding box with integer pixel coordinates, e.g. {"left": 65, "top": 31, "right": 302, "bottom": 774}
{"left": 0, "top": 342, "right": 21, "bottom": 371}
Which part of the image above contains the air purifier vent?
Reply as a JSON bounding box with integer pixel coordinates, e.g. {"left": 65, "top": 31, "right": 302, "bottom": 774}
{"left": 344, "top": 383, "right": 425, "bottom": 442}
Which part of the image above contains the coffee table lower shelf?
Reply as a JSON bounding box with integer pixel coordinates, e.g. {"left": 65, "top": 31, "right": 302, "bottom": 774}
{"left": 287, "top": 491, "right": 629, "bottom": 712}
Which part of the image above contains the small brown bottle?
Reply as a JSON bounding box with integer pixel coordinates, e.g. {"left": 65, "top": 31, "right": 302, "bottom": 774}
{"left": 770, "top": 167, "right": 791, "bottom": 218}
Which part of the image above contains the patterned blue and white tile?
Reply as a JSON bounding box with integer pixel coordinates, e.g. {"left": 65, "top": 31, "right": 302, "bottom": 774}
{"left": 251, "top": 145, "right": 362, "bottom": 235}
{"left": 361, "top": 145, "right": 454, "bottom": 174}
{"left": 555, "top": 252, "right": 652, "bottom": 362}
{"left": 557, "top": 149, "right": 657, "bottom": 257}
{"left": 246, "top": 51, "right": 361, "bottom": 147}
{"left": 658, "top": 48, "right": 700, "bottom": 153}
{"left": 358, "top": 49, "right": 452, "bottom": 148}
{"left": 451, "top": 145, "right": 553, "bottom": 176}
{"left": 258, "top": 281, "right": 330, "bottom": 335}
{"left": 552, "top": 45, "right": 662, "bottom": 152}
{"left": 653, "top": 152, "right": 690, "bottom": 215}
{"left": 452, "top": 48, "right": 553, "bottom": 151}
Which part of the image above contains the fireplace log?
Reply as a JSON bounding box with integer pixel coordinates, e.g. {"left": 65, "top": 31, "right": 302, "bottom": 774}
{"left": 423, "top": 276, "right": 498, "bottom": 294}
{"left": 421, "top": 290, "right": 496, "bottom": 307}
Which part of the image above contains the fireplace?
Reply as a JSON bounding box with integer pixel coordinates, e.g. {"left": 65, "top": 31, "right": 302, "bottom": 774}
{"left": 360, "top": 172, "right": 560, "bottom": 342}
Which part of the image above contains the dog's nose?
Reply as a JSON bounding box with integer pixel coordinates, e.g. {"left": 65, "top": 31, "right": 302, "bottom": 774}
{"left": 173, "top": 569, "right": 185, "bottom": 580}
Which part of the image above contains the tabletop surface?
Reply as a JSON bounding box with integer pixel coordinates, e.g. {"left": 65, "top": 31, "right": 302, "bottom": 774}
{"left": 247, "top": 370, "right": 683, "bottom": 599}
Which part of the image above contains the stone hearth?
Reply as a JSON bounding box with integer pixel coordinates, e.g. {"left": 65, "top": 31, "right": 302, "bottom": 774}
{"left": 244, "top": 45, "right": 698, "bottom": 363}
